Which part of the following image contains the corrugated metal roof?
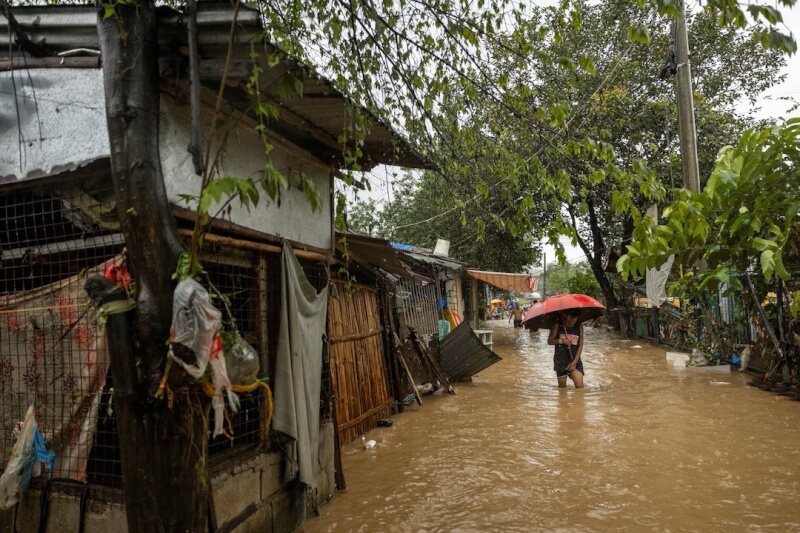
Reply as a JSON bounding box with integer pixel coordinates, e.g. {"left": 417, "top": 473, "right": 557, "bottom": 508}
{"left": 438, "top": 322, "right": 502, "bottom": 381}
{"left": 404, "top": 252, "right": 467, "bottom": 272}
{"left": 0, "top": 4, "right": 429, "bottom": 172}
{"left": 335, "top": 232, "right": 413, "bottom": 279}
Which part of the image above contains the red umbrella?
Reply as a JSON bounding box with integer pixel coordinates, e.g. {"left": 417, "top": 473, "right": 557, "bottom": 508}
{"left": 522, "top": 294, "right": 606, "bottom": 330}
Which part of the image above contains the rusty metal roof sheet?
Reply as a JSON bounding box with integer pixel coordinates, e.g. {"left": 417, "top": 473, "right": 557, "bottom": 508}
{"left": 438, "top": 322, "right": 501, "bottom": 381}
{"left": 335, "top": 232, "right": 414, "bottom": 279}
{"left": 0, "top": 3, "right": 429, "bottom": 172}
{"left": 403, "top": 252, "right": 467, "bottom": 272}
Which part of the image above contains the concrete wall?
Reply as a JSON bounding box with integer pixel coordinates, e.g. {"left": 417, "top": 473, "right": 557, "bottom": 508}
{"left": 0, "top": 420, "right": 337, "bottom": 533}
{"left": 159, "top": 97, "right": 332, "bottom": 250}
{"left": 444, "top": 275, "right": 465, "bottom": 317}
{"left": 0, "top": 68, "right": 332, "bottom": 250}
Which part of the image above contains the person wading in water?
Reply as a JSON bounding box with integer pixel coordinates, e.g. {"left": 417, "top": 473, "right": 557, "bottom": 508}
{"left": 509, "top": 304, "right": 524, "bottom": 328}
{"left": 547, "top": 309, "right": 584, "bottom": 389}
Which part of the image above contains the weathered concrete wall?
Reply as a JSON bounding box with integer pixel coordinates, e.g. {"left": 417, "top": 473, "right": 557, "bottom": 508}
{"left": 0, "top": 491, "right": 126, "bottom": 533}
{"left": 159, "top": 96, "right": 332, "bottom": 251}
{"left": 0, "top": 420, "right": 338, "bottom": 533}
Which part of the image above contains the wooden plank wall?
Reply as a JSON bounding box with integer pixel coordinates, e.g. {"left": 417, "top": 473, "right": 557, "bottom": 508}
{"left": 328, "top": 280, "right": 392, "bottom": 445}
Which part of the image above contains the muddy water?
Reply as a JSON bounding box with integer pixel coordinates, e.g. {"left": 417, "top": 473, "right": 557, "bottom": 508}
{"left": 302, "top": 322, "right": 800, "bottom": 532}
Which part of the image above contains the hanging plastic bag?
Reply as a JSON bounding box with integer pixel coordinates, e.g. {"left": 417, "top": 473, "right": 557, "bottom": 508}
{"left": 0, "top": 406, "right": 38, "bottom": 510}
{"left": 209, "top": 336, "right": 239, "bottom": 437}
{"left": 225, "top": 333, "right": 259, "bottom": 386}
{"left": 171, "top": 279, "right": 222, "bottom": 378}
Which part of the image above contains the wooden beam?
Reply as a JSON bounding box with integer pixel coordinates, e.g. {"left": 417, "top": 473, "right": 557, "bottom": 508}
{"left": 337, "top": 398, "right": 393, "bottom": 431}
{"left": 197, "top": 59, "right": 251, "bottom": 80}
{"left": 177, "top": 229, "right": 331, "bottom": 263}
{"left": 273, "top": 100, "right": 342, "bottom": 151}
{"left": 171, "top": 205, "right": 334, "bottom": 258}
{"left": 0, "top": 56, "right": 101, "bottom": 72}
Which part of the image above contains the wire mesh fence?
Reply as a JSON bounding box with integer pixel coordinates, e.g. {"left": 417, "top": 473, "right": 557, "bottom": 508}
{"left": 1, "top": 179, "right": 333, "bottom": 497}
{"left": 621, "top": 270, "right": 800, "bottom": 377}
{"left": 0, "top": 180, "right": 123, "bottom": 496}
{"left": 200, "top": 255, "right": 264, "bottom": 463}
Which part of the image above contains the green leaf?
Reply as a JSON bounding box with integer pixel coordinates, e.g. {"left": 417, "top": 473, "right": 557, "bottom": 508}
{"left": 578, "top": 54, "right": 596, "bottom": 76}
{"left": 790, "top": 291, "right": 800, "bottom": 319}
{"left": 752, "top": 237, "right": 776, "bottom": 252}
{"left": 773, "top": 249, "right": 790, "bottom": 280}
{"left": 760, "top": 249, "right": 775, "bottom": 279}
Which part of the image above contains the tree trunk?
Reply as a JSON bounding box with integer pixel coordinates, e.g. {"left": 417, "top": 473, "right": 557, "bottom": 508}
{"left": 576, "top": 199, "right": 625, "bottom": 332}
{"left": 96, "top": 2, "right": 211, "bottom": 530}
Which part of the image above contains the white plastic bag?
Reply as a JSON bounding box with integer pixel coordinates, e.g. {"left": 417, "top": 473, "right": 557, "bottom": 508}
{"left": 0, "top": 406, "right": 37, "bottom": 510}
{"left": 170, "top": 279, "right": 239, "bottom": 437}
{"left": 171, "top": 279, "right": 222, "bottom": 378}
{"left": 208, "top": 336, "right": 239, "bottom": 437}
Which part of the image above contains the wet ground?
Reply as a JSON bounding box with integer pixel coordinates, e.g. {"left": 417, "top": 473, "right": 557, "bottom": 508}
{"left": 302, "top": 322, "right": 800, "bottom": 532}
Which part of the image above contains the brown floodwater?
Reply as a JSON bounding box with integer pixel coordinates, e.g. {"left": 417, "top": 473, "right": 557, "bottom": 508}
{"left": 301, "top": 322, "right": 800, "bottom": 533}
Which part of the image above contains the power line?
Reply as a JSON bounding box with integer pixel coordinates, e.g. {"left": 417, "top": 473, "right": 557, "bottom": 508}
{"left": 383, "top": 37, "right": 641, "bottom": 233}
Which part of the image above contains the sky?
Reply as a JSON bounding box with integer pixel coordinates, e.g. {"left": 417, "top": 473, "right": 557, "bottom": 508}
{"left": 347, "top": 4, "right": 800, "bottom": 267}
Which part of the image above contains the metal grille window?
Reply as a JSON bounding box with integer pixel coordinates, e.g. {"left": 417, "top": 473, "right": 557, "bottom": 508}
{"left": 394, "top": 278, "right": 438, "bottom": 340}
{"left": 201, "top": 254, "right": 266, "bottom": 462}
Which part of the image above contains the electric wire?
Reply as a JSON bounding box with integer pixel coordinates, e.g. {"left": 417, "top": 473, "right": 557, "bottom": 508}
{"left": 381, "top": 33, "right": 642, "bottom": 234}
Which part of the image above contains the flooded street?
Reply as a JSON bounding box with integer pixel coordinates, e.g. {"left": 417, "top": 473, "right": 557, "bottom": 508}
{"left": 303, "top": 322, "right": 800, "bottom": 532}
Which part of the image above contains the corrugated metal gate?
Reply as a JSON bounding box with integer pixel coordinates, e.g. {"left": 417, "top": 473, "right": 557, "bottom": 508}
{"left": 328, "top": 281, "right": 392, "bottom": 444}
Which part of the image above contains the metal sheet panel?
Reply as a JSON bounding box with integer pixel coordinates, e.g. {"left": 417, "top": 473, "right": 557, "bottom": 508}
{"left": 438, "top": 322, "right": 501, "bottom": 381}
{"left": 0, "top": 68, "right": 108, "bottom": 181}
{"left": 0, "top": 3, "right": 429, "bottom": 172}
{"left": 335, "top": 232, "right": 413, "bottom": 279}
{"left": 404, "top": 252, "right": 467, "bottom": 272}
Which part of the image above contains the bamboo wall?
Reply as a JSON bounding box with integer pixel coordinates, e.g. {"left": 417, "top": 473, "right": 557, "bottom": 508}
{"left": 328, "top": 280, "right": 392, "bottom": 444}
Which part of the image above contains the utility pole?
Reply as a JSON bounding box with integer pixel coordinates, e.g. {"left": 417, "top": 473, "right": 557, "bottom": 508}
{"left": 674, "top": 0, "right": 701, "bottom": 193}
{"left": 542, "top": 253, "right": 547, "bottom": 297}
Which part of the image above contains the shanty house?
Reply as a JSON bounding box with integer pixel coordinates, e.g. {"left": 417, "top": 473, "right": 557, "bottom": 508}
{"left": 327, "top": 236, "right": 517, "bottom": 422}
{"left": 0, "top": 4, "right": 425, "bottom": 532}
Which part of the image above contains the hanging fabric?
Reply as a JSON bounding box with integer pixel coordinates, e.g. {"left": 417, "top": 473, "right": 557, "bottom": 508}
{"left": 272, "top": 243, "right": 328, "bottom": 488}
{"left": 646, "top": 255, "right": 675, "bottom": 307}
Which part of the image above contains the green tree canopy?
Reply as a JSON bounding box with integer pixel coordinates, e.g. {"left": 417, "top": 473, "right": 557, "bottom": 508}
{"left": 544, "top": 262, "right": 603, "bottom": 299}
{"left": 347, "top": 170, "right": 541, "bottom": 272}
{"left": 348, "top": 0, "right": 787, "bottom": 315}
{"left": 619, "top": 119, "right": 800, "bottom": 316}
